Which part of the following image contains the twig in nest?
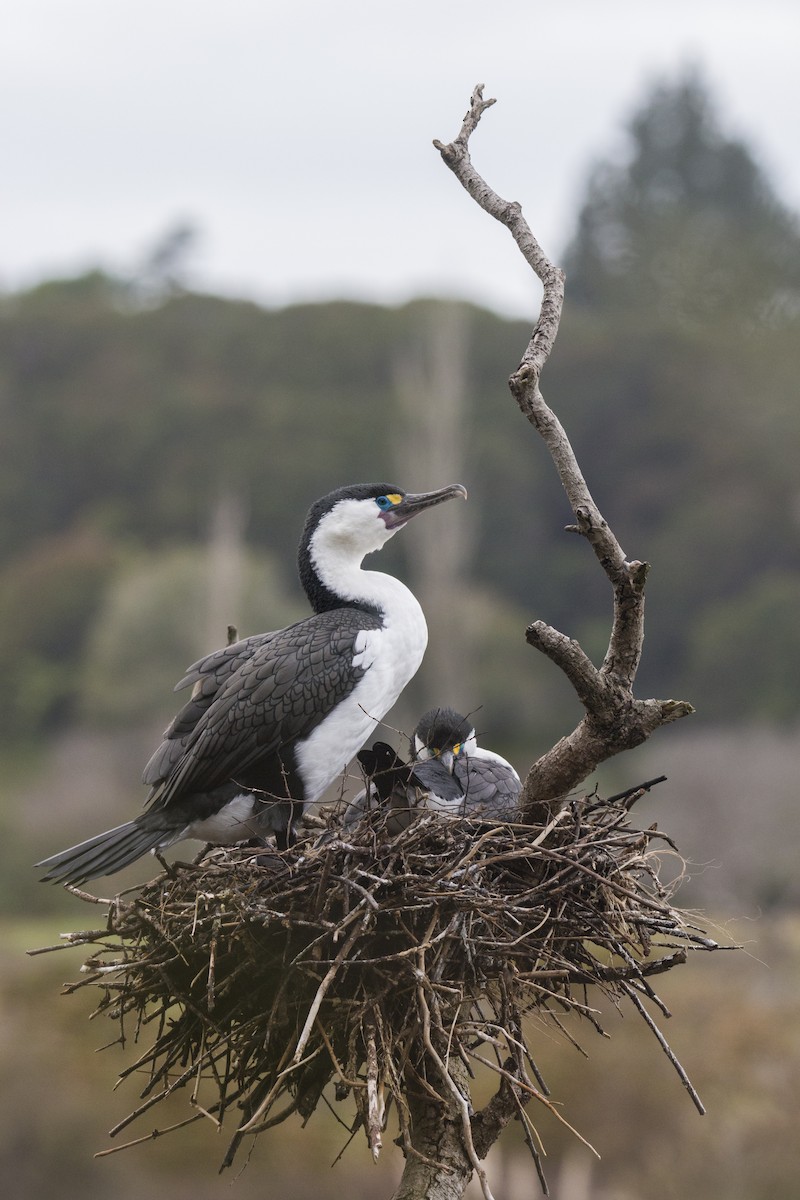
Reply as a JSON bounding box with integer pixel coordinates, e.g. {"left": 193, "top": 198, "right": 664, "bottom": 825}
{"left": 416, "top": 947, "right": 496, "bottom": 1200}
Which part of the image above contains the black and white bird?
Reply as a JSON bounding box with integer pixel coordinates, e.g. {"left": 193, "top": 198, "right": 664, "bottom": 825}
{"left": 36, "top": 482, "right": 467, "bottom": 885}
{"left": 345, "top": 705, "right": 521, "bottom": 831}
{"left": 413, "top": 706, "right": 521, "bottom": 819}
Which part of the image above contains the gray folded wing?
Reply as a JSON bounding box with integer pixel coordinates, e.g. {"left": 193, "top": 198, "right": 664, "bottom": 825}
{"left": 143, "top": 633, "right": 272, "bottom": 790}
{"left": 454, "top": 755, "right": 521, "bottom": 820}
{"left": 143, "top": 608, "right": 382, "bottom": 810}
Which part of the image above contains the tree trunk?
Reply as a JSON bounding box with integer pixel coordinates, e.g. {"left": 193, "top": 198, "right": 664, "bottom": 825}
{"left": 392, "top": 1056, "right": 475, "bottom": 1200}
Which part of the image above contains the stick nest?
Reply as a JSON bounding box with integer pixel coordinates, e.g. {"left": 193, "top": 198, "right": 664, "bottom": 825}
{"left": 51, "top": 790, "right": 719, "bottom": 1174}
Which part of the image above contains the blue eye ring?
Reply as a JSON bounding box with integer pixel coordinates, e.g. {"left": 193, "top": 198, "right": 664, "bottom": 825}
{"left": 375, "top": 495, "right": 392, "bottom": 511}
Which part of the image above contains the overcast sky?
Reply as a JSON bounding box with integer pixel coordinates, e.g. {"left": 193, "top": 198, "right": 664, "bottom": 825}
{"left": 4, "top": 0, "right": 799, "bottom": 316}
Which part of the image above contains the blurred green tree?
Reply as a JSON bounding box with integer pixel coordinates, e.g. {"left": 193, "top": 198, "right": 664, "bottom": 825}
{"left": 547, "top": 71, "right": 800, "bottom": 713}
{"left": 564, "top": 69, "right": 800, "bottom": 325}
{"left": 686, "top": 571, "right": 800, "bottom": 721}
{"left": 0, "top": 528, "right": 118, "bottom": 739}
{"left": 80, "top": 545, "right": 300, "bottom": 726}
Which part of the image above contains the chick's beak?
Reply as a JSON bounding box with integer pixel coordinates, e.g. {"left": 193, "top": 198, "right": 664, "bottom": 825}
{"left": 439, "top": 749, "right": 456, "bottom": 775}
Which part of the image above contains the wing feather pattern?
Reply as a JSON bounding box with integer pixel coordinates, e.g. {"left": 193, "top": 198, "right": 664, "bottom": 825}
{"left": 455, "top": 755, "right": 521, "bottom": 819}
{"left": 145, "top": 608, "right": 382, "bottom": 811}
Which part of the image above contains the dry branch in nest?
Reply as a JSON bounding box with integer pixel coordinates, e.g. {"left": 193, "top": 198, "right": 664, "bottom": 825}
{"left": 38, "top": 786, "right": 719, "bottom": 1191}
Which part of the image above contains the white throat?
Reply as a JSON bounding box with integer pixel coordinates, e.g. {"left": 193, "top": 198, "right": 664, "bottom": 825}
{"left": 296, "top": 503, "right": 429, "bottom": 802}
{"left": 308, "top": 500, "right": 398, "bottom": 608}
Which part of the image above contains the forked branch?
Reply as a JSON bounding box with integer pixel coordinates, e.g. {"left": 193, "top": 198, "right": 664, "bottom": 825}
{"left": 435, "top": 85, "right": 693, "bottom": 819}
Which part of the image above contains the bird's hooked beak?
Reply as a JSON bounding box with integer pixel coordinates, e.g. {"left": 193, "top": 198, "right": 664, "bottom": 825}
{"left": 381, "top": 483, "right": 468, "bottom": 530}
{"left": 439, "top": 748, "right": 457, "bottom": 774}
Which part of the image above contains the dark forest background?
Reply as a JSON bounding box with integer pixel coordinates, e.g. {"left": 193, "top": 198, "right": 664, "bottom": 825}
{"left": 4, "top": 74, "right": 800, "bottom": 1199}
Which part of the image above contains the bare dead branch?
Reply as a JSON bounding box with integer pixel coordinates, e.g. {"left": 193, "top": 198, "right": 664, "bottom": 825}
{"left": 434, "top": 85, "right": 694, "bottom": 817}
{"left": 622, "top": 983, "right": 706, "bottom": 1115}
{"left": 364, "top": 1016, "right": 384, "bottom": 1162}
{"left": 416, "top": 954, "right": 496, "bottom": 1200}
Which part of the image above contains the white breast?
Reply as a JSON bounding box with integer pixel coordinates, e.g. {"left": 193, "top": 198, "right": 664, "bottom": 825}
{"left": 177, "top": 794, "right": 262, "bottom": 845}
{"left": 294, "top": 577, "right": 428, "bottom": 802}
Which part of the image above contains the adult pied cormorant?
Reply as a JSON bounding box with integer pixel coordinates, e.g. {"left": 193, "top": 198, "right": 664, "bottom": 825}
{"left": 346, "top": 705, "right": 521, "bottom": 831}
{"left": 37, "top": 482, "right": 467, "bottom": 885}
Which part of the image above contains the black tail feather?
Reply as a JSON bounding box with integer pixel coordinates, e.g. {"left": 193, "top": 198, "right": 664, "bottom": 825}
{"left": 35, "top": 821, "right": 169, "bottom": 887}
